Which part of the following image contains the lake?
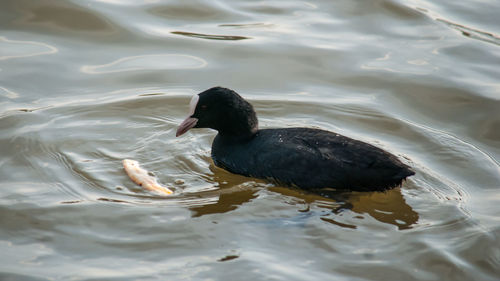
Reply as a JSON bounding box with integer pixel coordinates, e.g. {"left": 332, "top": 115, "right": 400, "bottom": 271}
{"left": 1, "top": 0, "right": 499, "bottom": 280}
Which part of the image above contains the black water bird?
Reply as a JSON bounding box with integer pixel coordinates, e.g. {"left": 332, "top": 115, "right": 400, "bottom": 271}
{"left": 176, "top": 87, "right": 415, "bottom": 191}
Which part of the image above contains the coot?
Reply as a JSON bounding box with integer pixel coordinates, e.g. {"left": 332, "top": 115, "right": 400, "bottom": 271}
{"left": 176, "top": 87, "right": 414, "bottom": 191}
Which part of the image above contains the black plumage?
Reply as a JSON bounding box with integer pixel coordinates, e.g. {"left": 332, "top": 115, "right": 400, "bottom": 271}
{"left": 176, "top": 87, "right": 414, "bottom": 191}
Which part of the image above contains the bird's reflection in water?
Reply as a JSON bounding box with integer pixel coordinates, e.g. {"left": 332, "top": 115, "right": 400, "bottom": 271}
{"left": 188, "top": 164, "right": 262, "bottom": 217}
{"left": 345, "top": 188, "right": 419, "bottom": 230}
{"left": 270, "top": 187, "right": 419, "bottom": 230}
{"left": 189, "top": 164, "right": 419, "bottom": 230}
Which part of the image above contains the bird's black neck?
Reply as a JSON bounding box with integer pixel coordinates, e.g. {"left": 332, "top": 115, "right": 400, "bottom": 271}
{"left": 215, "top": 105, "right": 258, "bottom": 140}
{"left": 217, "top": 126, "right": 258, "bottom": 142}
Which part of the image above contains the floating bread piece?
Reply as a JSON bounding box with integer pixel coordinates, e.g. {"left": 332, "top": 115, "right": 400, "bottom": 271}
{"left": 123, "top": 159, "right": 173, "bottom": 195}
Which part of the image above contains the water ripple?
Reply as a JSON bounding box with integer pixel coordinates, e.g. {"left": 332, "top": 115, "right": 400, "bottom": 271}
{"left": 0, "top": 86, "right": 20, "bottom": 99}
{"left": 81, "top": 54, "right": 207, "bottom": 74}
{"left": 171, "top": 31, "right": 251, "bottom": 41}
{"left": 0, "top": 36, "right": 57, "bottom": 60}
{"left": 219, "top": 23, "right": 275, "bottom": 29}
{"left": 437, "top": 18, "right": 500, "bottom": 46}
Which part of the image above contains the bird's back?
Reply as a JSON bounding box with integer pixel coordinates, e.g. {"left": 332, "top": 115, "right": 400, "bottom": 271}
{"left": 212, "top": 128, "right": 414, "bottom": 191}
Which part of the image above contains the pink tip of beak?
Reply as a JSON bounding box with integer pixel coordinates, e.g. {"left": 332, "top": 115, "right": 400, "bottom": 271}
{"left": 176, "top": 117, "right": 198, "bottom": 137}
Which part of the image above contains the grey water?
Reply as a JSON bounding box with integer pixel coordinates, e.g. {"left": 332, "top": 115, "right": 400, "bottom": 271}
{"left": 1, "top": 0, "right": 499, "bottom": 280}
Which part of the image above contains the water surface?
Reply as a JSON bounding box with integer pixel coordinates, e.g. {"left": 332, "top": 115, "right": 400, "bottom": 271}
{"left": 1, "top": 0, "right": 499, "bottom": 280}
